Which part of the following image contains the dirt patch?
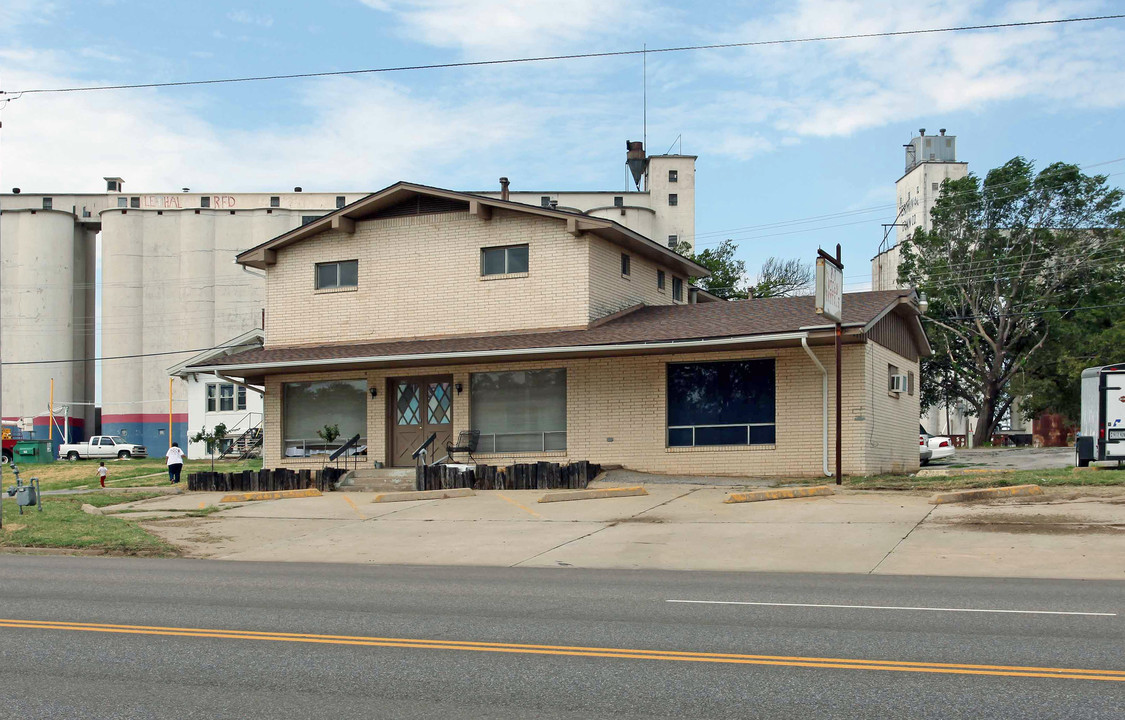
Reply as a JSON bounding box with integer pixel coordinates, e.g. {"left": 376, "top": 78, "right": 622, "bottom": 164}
{"left": 947, "top": 511, "right": 1125, "bottom": 535}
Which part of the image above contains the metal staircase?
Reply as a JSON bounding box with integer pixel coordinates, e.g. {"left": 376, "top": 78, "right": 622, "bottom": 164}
{"left": 220, "top": 425, "right": 263, "bottom": 460}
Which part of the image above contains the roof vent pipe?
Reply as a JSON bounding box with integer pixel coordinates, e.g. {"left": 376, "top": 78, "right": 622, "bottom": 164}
{"left": 939, "top": 128, "right": 946, "bottom": 136}
{"left": 687, "top": 287, "right": 698, "bottom": 304}
{"left": 294, "top": 186, "right": 302, "bottom": 192}
{"left": 549, "top": 200, "right": 558, "bottom": 210}
{"left": 499, "top": 177, "right": 510, "bottom": 201}
{"left": 919, "top": 128, "right": 925, "bottom": 136}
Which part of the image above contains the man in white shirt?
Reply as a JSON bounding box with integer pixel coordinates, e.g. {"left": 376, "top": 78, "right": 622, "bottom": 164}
{"left": 166, "top": 442, "right": 186, "bottom": 484}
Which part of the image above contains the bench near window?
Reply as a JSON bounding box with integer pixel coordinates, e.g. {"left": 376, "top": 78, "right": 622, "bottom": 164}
{"left": 481, "top": 244, "right": 529, "bottom": 276}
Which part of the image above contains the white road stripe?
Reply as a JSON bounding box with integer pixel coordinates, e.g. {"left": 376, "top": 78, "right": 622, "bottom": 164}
{"left": 666, "top": 600, "right": 1117, "bottom": 617}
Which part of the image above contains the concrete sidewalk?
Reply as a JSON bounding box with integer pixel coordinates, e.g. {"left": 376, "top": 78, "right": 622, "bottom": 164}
{"left": 127, "top": 484, "right": 1125, "bottom": 580}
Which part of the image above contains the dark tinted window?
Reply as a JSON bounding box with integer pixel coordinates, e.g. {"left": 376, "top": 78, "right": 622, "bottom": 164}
{"left": 667, "top": 360, "right": 776, "bottom": 446}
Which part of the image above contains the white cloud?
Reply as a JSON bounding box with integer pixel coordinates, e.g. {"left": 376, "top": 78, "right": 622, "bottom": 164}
{"left": 227, "top": 10, "right": 274, "bottom": 28}
{"left": 359, "top": 0, "right": 657, "bottom": 56}
{"left": 0, "top": 53, "right": 550, "bottom": 193}
{"left": 79, "top": 47, "right": 126, "bottom": 63}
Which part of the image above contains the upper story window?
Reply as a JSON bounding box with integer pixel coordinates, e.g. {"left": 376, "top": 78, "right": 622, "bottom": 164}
{"left": 206, "top": 383, "right": 245, "bottom": 412}
{"left": 302, "top": 215, "right": 321, "bottom": 225}
{"left": 621, "top": 253, "right": 631, "bottom": 277}
{"left": 316, "top": 260, "right": 359, "bottom": 290}
{"left": 117, "top": 197, "right": 127, "bottom": 208}
{"left": 667, "top": 234, "right": 678, "bottom": 249}
{"left": 668, "top": 193, "right": 678, "bottom": 206}
{"left": 657, "top": 270, "right": 666, "bottom": 290}
{"left": 42, "top": 197, "right": 53, "bottom": 210}
{"left": 613, "top": 196, "right": 624, "bottom": 207}
{"left": 200, "top": 196, "right": 211, "bottom": 208}
{"left": 540, "top": 196, "right": 551, "bottom": 208}
{"left": 336, "top": 196, "right": 346, "bottom": 209}
{"left": 270, "top": 196, "right": 280, "bottom": 207}
{"left": 668, "top": 169, "right": 678, "bottom": 183}
{"left": 481, "top": 244, "right": 529, "bottom": 276}
{"left": 672, "top": 277, "right": 684, "bottom": 302}
{"left": 130, "top": 197, "right": 140, "bottom": 208}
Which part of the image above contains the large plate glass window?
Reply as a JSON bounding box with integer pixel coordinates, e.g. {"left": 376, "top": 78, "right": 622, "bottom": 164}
{"left": 283, "top": 379, "right": 367, "bottom": 457}
{"left": 315, "top": 260, "right": 358, "bottom": 290}
{"left": 471, "top": 369, "right": 566, "bottom": 452}
{"left": 667, "top": 359, "right": 775, "bottom": 447}
{"left": 480, "top": 244, "right": 529, "bottom": 276}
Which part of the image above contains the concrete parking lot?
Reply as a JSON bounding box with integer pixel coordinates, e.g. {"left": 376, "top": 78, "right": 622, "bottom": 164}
{"left": 117, "top": 482, "right": 1125, "bottom": 580}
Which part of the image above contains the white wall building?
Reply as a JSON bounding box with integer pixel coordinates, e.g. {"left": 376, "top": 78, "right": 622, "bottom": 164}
{"left": 0, "top": 142, "right": 697, "bottom": 453}
{"left": 168, "top": 330, "right": 264, "bottom": 459}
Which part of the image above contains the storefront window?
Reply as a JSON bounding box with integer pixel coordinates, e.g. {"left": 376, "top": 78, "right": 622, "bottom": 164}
{"left": 283, "top": 379, "right": 367, "bottom": 457}
{"left": 471, "top": 369, "right": 566, "bottom": 452}
{"left": 667, "top": 360, "right": 775, "bottom": 446}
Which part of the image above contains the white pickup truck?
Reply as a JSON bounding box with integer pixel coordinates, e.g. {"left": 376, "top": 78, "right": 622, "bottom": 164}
{"left": 58, "top": 435, "right": 148, "bottom": 461}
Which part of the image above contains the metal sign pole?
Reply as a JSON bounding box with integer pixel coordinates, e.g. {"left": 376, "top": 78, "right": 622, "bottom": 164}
{"left": 816, "top": 244, "right": 845, "bottom": 486}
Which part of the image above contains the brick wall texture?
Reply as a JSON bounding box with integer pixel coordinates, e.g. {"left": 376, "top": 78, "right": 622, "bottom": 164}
{"left": 263, "top": 343, "right": 919, "bottom": 477}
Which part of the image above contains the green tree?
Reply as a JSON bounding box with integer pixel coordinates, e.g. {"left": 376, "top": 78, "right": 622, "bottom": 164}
{"left": 316, "top": 423, "right": 341, "bottom": 452}
{"left": 899, "top": 157, "right": 1124, "bottom": 445}
{"left": 675, "top": 239, "right": 810, "bottom": 299}
{"left": 750, "top": 256, "right": 813, "bottom": 298}
{"left": 190, "top": 423, "right": 228, "bottom": 472}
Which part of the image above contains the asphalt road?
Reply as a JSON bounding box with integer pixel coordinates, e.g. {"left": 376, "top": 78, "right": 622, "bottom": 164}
{"left": 0, "top": 556, "right": 1122, "bottom": 719}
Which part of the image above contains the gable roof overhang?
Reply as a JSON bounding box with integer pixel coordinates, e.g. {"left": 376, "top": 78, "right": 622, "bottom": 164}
{"left": 167, "top": 328, "right": 266, "bottom": 378}
{"left": 235, "top": 181, "right": 710, "bottom": 278}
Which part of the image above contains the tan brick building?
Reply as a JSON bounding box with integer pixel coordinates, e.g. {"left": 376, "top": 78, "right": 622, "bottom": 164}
{"left": 189, "top": 182, "right": 930, "bottom": 477}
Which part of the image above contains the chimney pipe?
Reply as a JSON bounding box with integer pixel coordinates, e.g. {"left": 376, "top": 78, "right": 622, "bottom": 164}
{"left": 688, "top": 287, "right": 698, "bottom": 305}
{"left": 499, "top": 177, "right": 510, "bottom": 201}
{"left": 939, "top": 128, "right": 946, "bottom": 136}
{"left": 919, "top": 128, "right": 926, "bottom": 137}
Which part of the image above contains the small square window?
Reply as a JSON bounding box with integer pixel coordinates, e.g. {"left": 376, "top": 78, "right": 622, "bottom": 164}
{"left": 237, "top": 386, "right": 247, "bottom": 410}
{"left": 668, "top": 169, "right": 678, "bottom": 182}
{"left": 130, "top": 197, "right": 140, "bottom": 208}
{"left": 270, "top": 196, "right": 280, "bottom": 207}
{"left": 931, "top": 182, "right": 939, "bottom": 192}
{"left": 667, "top": 234, "right": 678, "bottom": 249}
{"left": 945, "top": 138, "right": 952, "bottom": 148}
{"left": 540, "top": 196, "right": 551, "bottom": 208}
{"left": 200, "top": 196, "right": 211, "bottom": 208}
{"left": 481, "top": 244, "right": 529, "bottom": 276}
{"left": 621, "top": 253, "right": 631, "bottom": 276}
{"left": 336, "top": 195, "right": 346, "bottom": 209}
{"left": 668, "top": 193, "right": 678, "bottom": 206}
{"left": 315, "top": 260, "right": 359, "bottom": 290}
{"left": 613, "top": 196, "right": 623, "bottom": 207}
{"left": 117, "top": 197, "right": 127, "bottom": 208}
{"left": 657, "top": 270, "right": 665, "bottom": 290}
{"left": 302, "top": 215, "right": 320, "bottom": 225}
{"left": 42, "top": 197, "right": 53, "bottom": 210}
{"left": 672, "top": 277, "right": 683, "bottom": 301}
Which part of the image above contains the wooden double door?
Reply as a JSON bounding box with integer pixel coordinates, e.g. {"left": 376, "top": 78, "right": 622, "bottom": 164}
{"left": 389, "top": 375, "right": 454, "bottom": 467}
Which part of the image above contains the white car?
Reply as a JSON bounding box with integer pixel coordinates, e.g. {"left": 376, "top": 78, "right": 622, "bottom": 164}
{"left": 920, "top": 425, "right": 955, "bottom": 465}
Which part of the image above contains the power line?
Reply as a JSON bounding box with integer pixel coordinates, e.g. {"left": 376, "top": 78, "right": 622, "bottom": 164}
{"left": 0, "top": 342, "right": 254, "bottom": 366}
{"left": 3, "top": 15, "right": 1122, "bottom": 96}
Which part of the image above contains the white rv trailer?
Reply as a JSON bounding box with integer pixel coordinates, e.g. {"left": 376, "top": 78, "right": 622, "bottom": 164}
{"left": 1075, "top": 362, "right": 1125, "bottom": 467}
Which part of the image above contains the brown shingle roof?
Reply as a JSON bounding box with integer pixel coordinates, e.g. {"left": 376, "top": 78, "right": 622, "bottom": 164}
{"left": 194, "top": 290, "right": 914, "bottom": 372}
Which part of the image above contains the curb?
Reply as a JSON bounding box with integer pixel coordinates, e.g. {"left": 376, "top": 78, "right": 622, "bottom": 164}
{"left": 538, "top": 486, "right": 648, "bottom": 503}
{"left": 372, "top": 488, "right": 475, "bottom": 503}
{"left": 725, "top": 486, "right": 835, "bottom": 504}
{"left": 219, "top": 488, "right": 323, "bottom": 503}
{"left": 929, "top": 484, "right": 1043, "bottom": 505}
{"left": 916, "top": 468, "right": 1008, "bottom": 478}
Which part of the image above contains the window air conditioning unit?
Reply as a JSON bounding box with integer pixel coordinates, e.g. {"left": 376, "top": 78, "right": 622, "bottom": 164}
{"left": 889, "top": 374, "right": 909, "bottom": 394}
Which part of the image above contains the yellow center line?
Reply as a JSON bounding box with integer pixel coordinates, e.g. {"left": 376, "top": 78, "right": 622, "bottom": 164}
{"left": 496, "top": 493, "right": 542, "bottom": 518}
{"left": 342, "top": 494, "right": 365, "bottom": 519}
{"left": 1, "top": 619, "right": 1122, "bottom": 682}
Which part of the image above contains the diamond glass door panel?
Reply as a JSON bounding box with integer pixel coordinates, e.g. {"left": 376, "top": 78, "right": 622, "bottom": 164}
{"left": 390, "top": 377, "right": 454, "bottom": 467}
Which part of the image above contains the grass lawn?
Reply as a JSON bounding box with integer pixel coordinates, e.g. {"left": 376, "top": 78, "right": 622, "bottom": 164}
{"left": 785, "top": 467, "right": 1125, "bottom": 490}
{"left": 2, "top": 457, "right": 263, "bottom": 491}
{"left": 1, "top": 492, "right": 177, "bottom": 555}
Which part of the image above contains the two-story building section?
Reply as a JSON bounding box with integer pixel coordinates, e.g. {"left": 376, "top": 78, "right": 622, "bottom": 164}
{"left": 188, "top": 182, "right": 929, "bottom": 477}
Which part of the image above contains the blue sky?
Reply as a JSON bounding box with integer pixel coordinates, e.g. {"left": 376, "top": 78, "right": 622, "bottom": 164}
{"left": 2, "top": 0, "right": 1124, "bottom": 292}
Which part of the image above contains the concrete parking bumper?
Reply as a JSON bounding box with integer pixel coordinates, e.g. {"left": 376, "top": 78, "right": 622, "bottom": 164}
{"left": 725, "top": 486, "right": 835, "bottom": 503}
{"left": 373, "top": 488, "right": 475, "bottom": 503}
{"left": 538, "top": 486, "right": 648, "bottom": 503}
{"left": 929, "top": 484, "right": 1043, "bottom": 504}
{"left": 219, "top": 488, "right": 323, "bottom": 503}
